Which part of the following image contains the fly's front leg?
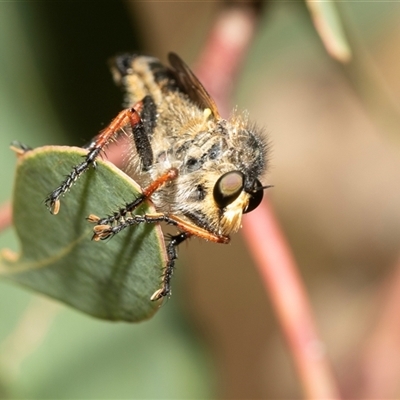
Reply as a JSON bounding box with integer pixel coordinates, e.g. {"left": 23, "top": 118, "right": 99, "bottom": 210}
{"left": 45, "top": 102, "right": 144, "bottom": 214}
{"left": 91, "top": 212, "right": 230, "bottom": 244}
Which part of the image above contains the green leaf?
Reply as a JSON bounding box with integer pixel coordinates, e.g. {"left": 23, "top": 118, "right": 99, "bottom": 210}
{"left": 0, "top": 146, "right": 166, "bottom": 322}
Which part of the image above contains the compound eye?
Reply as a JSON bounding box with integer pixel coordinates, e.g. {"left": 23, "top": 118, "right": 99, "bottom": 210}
{"left": 213, "top": 171, "right": 244, "bottom": 209}
{"left": 243, "top": 179, "right": 264, "bottom": 214}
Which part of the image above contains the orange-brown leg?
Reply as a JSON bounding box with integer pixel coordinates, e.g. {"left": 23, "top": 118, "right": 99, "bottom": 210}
{"left": 87, "top": 168, "right": 179, "bottom": 227}
{"left": 92, "top": 211, "right": 229, "bottom": 244}
{"left": 45, "top": 102, "right": 143, "bottom": 214}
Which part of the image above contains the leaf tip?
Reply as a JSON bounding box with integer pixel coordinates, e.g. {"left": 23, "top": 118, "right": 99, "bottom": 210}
{"left": 306, "top": 0, "right": 352, "bottom": 64}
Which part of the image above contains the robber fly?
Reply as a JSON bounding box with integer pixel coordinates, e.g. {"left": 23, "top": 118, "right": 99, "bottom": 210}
{"left": 45, "top": 53, "right": 270, "bottom": 301}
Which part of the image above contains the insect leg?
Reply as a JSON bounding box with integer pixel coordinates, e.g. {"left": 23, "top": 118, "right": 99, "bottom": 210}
{"left": 92, "top": 212, "right": 229, "bottom": 300}
{"left": 151, "top": 232, "right": 189, "bottom": 300}
{"left": 87, "top": 168, "right": 179, "bottom": 226}
{"left": 92, "top": 212, "right": 229, "bottom": 244}
{"left": 132, "top": 95, "right": 156, "bottom": 171}
{"left": 45, "top": 103, "right": 144, "bottom": 214}
{"left": 10, "top": 141, "right": 32, "bottom": 156}
{"left": 92, "top": 214, "right": 188, "bottom": 300}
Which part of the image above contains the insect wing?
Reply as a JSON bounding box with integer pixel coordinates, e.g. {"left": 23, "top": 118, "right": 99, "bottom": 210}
{"left": 168, "top": 52, "right": 220, "bottom": 118}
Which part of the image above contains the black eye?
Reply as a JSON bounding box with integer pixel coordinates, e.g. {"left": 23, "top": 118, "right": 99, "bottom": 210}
{"left": 213, "top": 171, "right": 244, "bottom": 209}
{"left": 243, "top": 179, "right": 264, "bottom": 214}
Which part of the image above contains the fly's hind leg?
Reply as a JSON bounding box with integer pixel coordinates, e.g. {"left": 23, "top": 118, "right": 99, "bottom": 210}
{"left": 87, "top": 168, "right": 179, "bottom": 228}
{"left": 151, "top": 232, "right": 189, "bottom": 301}
{"left": 45, "top": 103, "right": 144, "bottom": 214}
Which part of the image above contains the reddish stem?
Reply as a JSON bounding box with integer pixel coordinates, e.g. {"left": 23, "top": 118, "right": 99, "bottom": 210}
{"left": 243, "top": 201, "right": 340, "bottom": 398}
{"left": 194, "top": 6, "right": 258, "bottom": 115}
{"left": 195, "top": 5, "right": 340, "bottom": 399}
{"left": 0, "top": 201, "right": 12, "bottom": 233}
{"left": 355, "top": 257, "right": 400, "bottom": 398}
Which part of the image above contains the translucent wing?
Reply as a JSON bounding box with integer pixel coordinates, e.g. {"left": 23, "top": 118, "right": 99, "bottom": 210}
{"left": 168, "top": 52, "right": 220, "bottom": 118}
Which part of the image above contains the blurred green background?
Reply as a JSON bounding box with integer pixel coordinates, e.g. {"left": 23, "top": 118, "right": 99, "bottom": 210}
{"left": 1, "top": 2, "right": 400, "bottom": 399}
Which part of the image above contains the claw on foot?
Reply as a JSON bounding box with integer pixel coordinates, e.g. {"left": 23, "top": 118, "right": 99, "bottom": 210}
{"left": 46, "top": 198, "right": 60, "bottom": 215}
{"left": 92, "top": 224, "right": 113, "bottom": 241}
{"left": 87, "top": 214, "right": 101, "bottom": 223}
{"left": 150, "top": 288, "right": 166, "bottom": 301}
